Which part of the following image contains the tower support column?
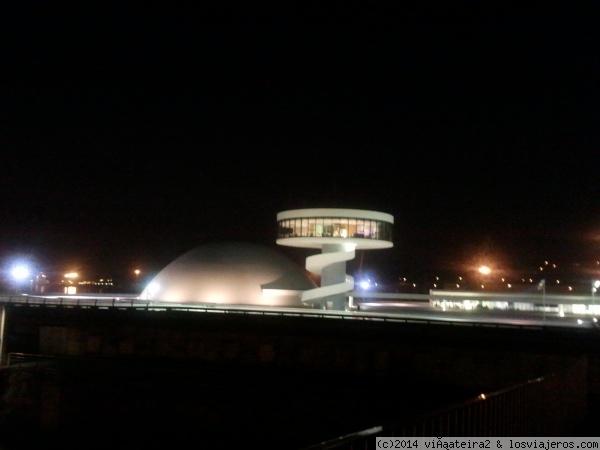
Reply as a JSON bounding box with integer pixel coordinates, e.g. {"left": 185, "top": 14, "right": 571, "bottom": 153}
{"left": 321, "top": 244, "right": 349, "bottom": 310}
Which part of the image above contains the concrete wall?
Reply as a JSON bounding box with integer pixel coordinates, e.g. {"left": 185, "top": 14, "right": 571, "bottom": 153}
{"left": 3, "top": 305, "right": 594, "bottom": 391}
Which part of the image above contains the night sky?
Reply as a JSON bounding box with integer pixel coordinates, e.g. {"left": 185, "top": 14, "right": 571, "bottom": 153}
{"left": 2, "top": 0, "right": 599, "bottom": 283}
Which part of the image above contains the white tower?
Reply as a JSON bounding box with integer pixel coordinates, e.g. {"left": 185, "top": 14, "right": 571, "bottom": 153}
{"left": 276, "top": 208, "right": 394, "bottom": 310}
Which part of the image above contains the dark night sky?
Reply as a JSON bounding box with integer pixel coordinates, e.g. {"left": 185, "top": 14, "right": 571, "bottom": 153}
{"left": 1, "top": 0, "right": 599, "bottom": 282}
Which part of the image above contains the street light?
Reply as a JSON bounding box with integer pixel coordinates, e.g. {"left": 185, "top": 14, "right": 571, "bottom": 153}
{"left": 478, "top": 265, "right": 491, "bottom": 275}
{"left": 133, "top": 269, "right": 142, "bottom": 292}
{"left": 10, "top": 265, "right": 30, "bottom": 293}
{"left": 592, "top": 280, "right": 600, "bottom": 315}
{"left": 538, "top": 279, "right": 546, "bottom": 321}
{"left": 478, "top": 265, "right": 491, "bottom": 289}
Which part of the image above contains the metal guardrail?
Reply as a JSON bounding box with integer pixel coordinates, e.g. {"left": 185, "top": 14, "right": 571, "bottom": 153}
{"left": 0, "top": 295, "right": 149, "bottom": 309}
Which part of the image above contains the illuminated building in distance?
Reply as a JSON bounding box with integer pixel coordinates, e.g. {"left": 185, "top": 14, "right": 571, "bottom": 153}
{"left": 276, "top": 208, "right": 394, "bottom": 310}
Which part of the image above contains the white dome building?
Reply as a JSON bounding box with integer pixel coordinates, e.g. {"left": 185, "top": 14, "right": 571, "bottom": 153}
{"left": 138, "top": 241, "right": 317, "bottom": 307}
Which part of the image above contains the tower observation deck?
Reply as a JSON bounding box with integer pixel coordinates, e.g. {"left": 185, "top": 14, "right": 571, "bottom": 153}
{"left": 276, "top": 208, "right": 394, "bottom": 310}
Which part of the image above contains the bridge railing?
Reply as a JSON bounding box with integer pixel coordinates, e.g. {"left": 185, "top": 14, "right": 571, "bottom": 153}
{"left": 302, "top": 356, "right": 588, "bottom": 449}
{"left": 0, "top": 294, "right": 556, "bottom": 331}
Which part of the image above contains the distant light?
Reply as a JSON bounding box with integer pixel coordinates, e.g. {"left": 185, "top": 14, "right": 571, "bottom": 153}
{"left": 577, "top": 319, "right": 584, "bottom": 325}
{"left": 64, "top": 272, "right": 78, "bottom": 279}
{"left": 478, "top": 266, "right": 491, "bottom": 275}
{"left": 594, "top": 280, "right": 600, "bottom": 289}
{"left": 479, "top": 393, "right": 486, "bottom": 400}
{"left": 359, "top": 280, "right": 371, "bottom": 290}
{"left": 11, "top": 266, "right": 30, "bottom": 281}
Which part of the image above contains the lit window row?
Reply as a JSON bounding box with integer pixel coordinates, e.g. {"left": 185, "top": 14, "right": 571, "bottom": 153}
{"left": 277, "top": 217, "right": 392, "bottom": 241}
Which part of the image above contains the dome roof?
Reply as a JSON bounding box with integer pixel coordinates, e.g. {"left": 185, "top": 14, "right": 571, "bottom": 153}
{"left": 139, "top": 241, "right": 316, "bottom": 307}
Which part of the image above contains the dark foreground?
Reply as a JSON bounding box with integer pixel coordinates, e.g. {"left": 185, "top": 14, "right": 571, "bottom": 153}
{"left": 0, "top": 358, "right": 478, "bottom": 450}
